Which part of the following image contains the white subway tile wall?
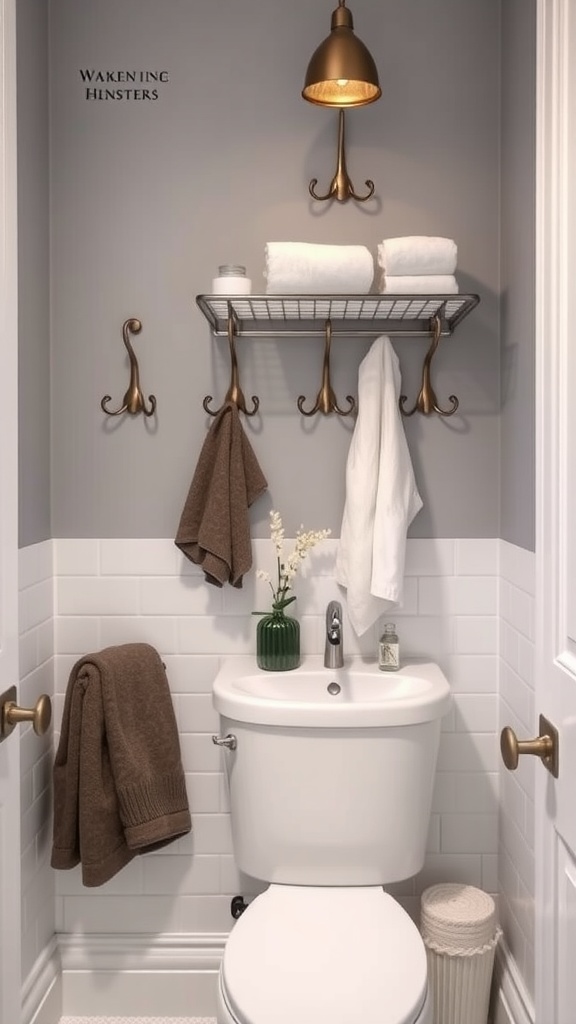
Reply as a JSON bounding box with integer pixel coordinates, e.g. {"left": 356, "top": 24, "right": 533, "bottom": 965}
{"left": 18, "top": 538, "right": 535, "bottom": 998}
{"left": 498, "top": 540, "right": 536, "bottom": 998}
{"left": 47, "top": 536, "right": 502, "bottom": 932}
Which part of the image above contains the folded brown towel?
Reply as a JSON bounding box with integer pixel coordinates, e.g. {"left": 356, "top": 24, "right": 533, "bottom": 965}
{"left": 51, "top": 643, "right": 191, "bottom": 887}
{"left": 175, "top": 401, "right": 268, "bottom": 587}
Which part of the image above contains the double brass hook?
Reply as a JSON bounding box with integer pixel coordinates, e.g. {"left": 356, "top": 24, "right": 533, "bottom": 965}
{"left": 203, "top": 306, "right": 259, "bottom": 417}
{"left": 298, "top": 319, "right": 356, "bottom": 417}
{"left": 101, "top": 318, "right": 156, "bottom": 417}
{"left": 399, "top": 314, "right": 459, "bottom": 417}
{"left": 309, "top": 109, "right": 375, "bottom": 203}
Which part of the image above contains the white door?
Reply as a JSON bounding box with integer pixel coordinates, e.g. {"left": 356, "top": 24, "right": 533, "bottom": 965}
{"left": 0, "top": 0, "right": 21, "bottom": 1021}
{"left": 534, "top": 0, "right": 576, "bottom": 1020}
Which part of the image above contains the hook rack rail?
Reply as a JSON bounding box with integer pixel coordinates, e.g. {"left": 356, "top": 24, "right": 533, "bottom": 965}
{"left": 196, "top": 293, "right": 479, "bottom": 338}
{"left": 196, "top": 293, "right": 480, "bottom": 418}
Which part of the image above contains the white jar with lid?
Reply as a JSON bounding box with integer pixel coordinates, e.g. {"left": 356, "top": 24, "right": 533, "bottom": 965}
{"left": 212, "top": 264, "right": 252, "bottom": 295}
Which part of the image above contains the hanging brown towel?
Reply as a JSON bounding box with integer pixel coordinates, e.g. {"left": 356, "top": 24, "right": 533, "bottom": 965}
{"left": 175, "top": 401, "right": 268, "bottom": 587}
{"left": 51, "top": 643, "right": 191, "bottom": 887}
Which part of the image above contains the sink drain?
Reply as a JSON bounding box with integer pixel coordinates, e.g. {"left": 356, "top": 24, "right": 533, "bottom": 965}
{"left": 327, "top": 681, "right": 341, "bottom": 695}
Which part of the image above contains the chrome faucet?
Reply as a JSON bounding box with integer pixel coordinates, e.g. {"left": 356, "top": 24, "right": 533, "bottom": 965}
{"left": 324, "top": 600, "right": 344, "bottom": 669}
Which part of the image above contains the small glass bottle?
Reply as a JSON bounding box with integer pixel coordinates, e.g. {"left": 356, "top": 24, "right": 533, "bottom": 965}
{"left": 379, "top": 623, "right": 400, "bottom": 672}
{"left": 211, "top": 264, "right": 252, "bottom": 295}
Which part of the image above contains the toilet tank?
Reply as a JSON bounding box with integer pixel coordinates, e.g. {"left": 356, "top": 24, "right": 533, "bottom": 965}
{"left": 220, "top": 716, "right": 443, "bottom": 886}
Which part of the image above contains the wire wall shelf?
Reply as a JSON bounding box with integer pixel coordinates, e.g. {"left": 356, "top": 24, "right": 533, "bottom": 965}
{"left": 196, "top": 293, "right": 480, "bottom": 338}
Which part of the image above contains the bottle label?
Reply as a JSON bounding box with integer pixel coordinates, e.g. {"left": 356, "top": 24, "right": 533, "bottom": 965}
{"left": 379, "top": 641, "right": 399, "bottom": 670}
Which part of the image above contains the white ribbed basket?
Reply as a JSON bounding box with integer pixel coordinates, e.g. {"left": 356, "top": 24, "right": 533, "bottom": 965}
{"left": 420, "top": 885, "right": 501, "bottom": 1024}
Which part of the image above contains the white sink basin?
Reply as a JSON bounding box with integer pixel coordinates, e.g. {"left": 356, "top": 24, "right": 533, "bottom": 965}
{"left": 212, "top": 655, "right": 451, "bottom": 728}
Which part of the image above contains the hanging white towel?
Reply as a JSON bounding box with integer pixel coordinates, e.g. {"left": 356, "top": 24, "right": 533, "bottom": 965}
{"left": 336, "top": 336, "right": 423, "bottom": 637}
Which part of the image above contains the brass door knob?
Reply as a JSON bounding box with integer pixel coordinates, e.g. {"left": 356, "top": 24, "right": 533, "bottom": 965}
{"left": 500, "top": 713, "right": 559, "bottom": 778}
{"left": 1, "top": 686, "right": 52, "bottom": 740}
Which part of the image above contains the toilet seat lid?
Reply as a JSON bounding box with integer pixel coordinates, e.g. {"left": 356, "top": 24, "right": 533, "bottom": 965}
{"left": 221, "top": 885, "right": 427, "bottom": 1024}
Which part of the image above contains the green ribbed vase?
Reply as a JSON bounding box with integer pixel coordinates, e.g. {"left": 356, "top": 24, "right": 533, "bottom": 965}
{"left": 256, "top": 609, "right": 300, "bottom": 671}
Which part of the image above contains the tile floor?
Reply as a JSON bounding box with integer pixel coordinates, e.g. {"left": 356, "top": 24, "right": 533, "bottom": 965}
{"left": 59, "top": 1018, "right": 216, "bottom": 1023}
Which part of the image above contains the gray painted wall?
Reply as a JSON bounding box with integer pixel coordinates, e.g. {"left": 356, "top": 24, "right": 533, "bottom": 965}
{"left": 40, "top": 0, "right": 501, "bottom": 543}
{"left": 500, "top": 0, "right": 536, "bottom": 553}
{"left": 17, "top": 0, "right": 51, "bottom": 545}
{"left": 22, "top": 0, "right": 540, "bottom": 550}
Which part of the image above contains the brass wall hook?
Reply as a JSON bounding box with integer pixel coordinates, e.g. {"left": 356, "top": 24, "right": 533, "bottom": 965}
{"left": 101, "top": 318, "right": 156, "bottom": 417}
{"left": 203, "top": 306, "right": 259, "bottom": 417}
{"left": 309, "top": 109, "right": 375, "bottom": 203}
{"left": 399, "top": 313, "right": 459, "bottom": 417}
{"left": 298, "top": 319, "right": 356, "bottom": 416}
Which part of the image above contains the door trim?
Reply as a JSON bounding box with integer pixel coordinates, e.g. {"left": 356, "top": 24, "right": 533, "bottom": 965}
{"left": 534, "top": 0, "right": 572, "bottom": 1019}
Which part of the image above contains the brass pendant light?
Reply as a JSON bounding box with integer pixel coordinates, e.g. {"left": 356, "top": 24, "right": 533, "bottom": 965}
{"left": 302, "top": 0, "right": 381, "bottom": 202}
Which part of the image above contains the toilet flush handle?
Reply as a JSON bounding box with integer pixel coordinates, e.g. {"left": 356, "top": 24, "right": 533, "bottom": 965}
{"left": 212, "top": 733, "right": 237, "bottom": 751}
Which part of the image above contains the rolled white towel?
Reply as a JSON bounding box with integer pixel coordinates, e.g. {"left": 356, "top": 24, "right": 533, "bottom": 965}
{"left": 264, "top": 241, "right": 374, "bottom": 294}
{"left": 380, "top": 274, "right": 459, "bottom": 295}
{"left": 378, "top": 236, "right": 457, "bottom": 276}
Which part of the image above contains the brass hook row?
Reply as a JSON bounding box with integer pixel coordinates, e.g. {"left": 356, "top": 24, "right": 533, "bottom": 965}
{"left": 203, "top": 309, "right": 459, "bottom": 419}
{"left": 101, "top": 318, "right": 156, "bottom": 417}
{"left": 202, "top": 312, "right": 355, "bottom": 419}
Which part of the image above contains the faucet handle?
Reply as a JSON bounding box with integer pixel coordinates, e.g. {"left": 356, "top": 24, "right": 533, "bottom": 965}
{"left": 326, "top": 600, "right": 342, "bottom": 643}
{"left": 324, "top": 600, "right": 344, "bottom": 668}
{"left": 326, "top": 600, "right": 342, "bottom": 625}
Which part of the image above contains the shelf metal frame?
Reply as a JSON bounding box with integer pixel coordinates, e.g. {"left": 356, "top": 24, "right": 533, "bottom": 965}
{"left": 196, "top": 293, "right": 480, "bottom": 338}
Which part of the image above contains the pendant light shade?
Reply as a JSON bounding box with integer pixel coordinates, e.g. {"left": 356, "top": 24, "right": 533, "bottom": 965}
{"left": 302, "top": 1, "right": 381, "bottom": 109}
{"left": 302, "top": 1, "right": 381, "bottom": 202}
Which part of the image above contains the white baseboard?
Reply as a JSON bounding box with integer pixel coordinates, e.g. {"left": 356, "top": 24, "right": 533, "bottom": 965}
{"left": 26, "top": 979, "right": 62, "bottom": 1024}
{"left": 492, "top": 939, "right": 534, "bottom": 1024}
{"left": 23, "top": 937, "right": 62, "bottom": 1024}
{"left": 26, "top": 930, "right": 534, "bottom": 1024}
{"left": 57, "top": 933, "right": 226, "bottom": 1018}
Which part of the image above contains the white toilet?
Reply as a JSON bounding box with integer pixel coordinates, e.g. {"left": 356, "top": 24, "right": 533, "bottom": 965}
{"left": 212, "top": 655, "right": 451, "bottom": 1024}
